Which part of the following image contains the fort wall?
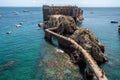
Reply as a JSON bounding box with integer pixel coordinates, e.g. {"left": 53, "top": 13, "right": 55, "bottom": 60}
{"left": 43, "top": 5, "right": 84, "bottom": 22}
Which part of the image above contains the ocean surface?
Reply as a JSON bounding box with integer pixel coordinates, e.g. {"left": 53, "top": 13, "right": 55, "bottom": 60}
{"left": 0, "top": 7, "right": 120, "bottom": 80}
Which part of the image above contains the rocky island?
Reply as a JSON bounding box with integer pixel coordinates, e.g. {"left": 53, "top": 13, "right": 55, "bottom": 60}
{"left": 39, "top": 5, "right": 108, "bottom": 80}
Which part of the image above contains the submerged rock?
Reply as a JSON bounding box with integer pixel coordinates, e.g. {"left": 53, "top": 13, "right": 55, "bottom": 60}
{"left": 37, "top": 50, "right": 82, "bottom": 80}
{"left": 0, "top": 61, "right": 15, "bottom": 72}
{"left": 45, "top": 68, "right": 55, "bottom": 77}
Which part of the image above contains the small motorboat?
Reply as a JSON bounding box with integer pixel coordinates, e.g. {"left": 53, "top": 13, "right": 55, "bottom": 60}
{"left": 111, "top": 20, "right": 118, "bottom": 23}
{"left": 13, "top": 11, "right": 19, "bottom": 15}
{"left": 6, "top": 31, "right": 12, "bottom": 34}
{"left": 23, "top": 10, "right": 29, "bottom": 12}
{"left": 19, "top": 22, "right": 23, "bottom": 25}
{"left": 16, "top": 24, "right": 22, "bottom": 28}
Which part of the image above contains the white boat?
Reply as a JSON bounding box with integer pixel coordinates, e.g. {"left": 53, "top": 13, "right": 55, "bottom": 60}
{"left": 6, "top": 31, "right": 12, "bottom": 34}
{"left": 13, "top": 11, "right": 19, "bottom": 15}
{"left": 55, "top": 48, "right": 64, "bottom": 53}
{"left": 111, "top": 20, "right": 118, "bottom": 23}
{"left": 19, "top": 22, "right": 23, "bottom": 25}
{"left": 16, "top": 24, "right": 22, "bottom": 27}
{"left": 23, "top": 10, "right": 29, "bottom": 12}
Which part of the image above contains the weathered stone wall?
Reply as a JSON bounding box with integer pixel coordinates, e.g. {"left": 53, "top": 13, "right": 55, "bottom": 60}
{"left": 43, "top": 5, "right": 84, "bottom": 22}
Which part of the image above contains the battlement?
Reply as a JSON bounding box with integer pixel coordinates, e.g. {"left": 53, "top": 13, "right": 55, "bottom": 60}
{"left": 43, "top": 5, "right": 84, "bottom": 22}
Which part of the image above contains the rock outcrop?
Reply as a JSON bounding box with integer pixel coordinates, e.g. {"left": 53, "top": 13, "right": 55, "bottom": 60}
{"left": 43, "top": 15, "right": 107, "bottom": 64}
{"left": 42, "top": 14, "right": 108, "bottom": 80}
{"left": 43, "top": 15, "right": 77, "bottom": 32}
{"left": 70, "top": 28, "right": 107, "bottom": 64}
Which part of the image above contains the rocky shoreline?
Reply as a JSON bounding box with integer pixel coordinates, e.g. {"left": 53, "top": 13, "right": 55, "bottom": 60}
{"left": 39, "top": 14, "right": 108, "bottom": 80}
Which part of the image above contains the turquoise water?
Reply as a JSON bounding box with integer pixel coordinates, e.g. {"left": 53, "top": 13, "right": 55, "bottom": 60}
{"left": 0, "top": 7, "right": 120, "bottom": 80}
{"left": 0, "top": 7, "right": 46, "bottom": 80}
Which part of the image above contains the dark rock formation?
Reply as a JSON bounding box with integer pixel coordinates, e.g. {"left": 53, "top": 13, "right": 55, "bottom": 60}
{"left": 98, "top": 42, "right": 105, "bottom": 53}
{"left": 110, "top": 20, "right": 118, "bottom": 23}
{"left": 43, "top": 5, "right": 84, "bottom": 22}
{"left": 43, "top": 15, "right": 108, "bottom": 64}
{"left": 43, "top": 15, "right": 77, "bottom": 30}
{"left": 70, "top": 28, "right": 107, "bottom": 64}
{"left": 43, "top": 14, "right": 108, "bottom": 80}
{"left": 57, "top": 16, "right": 77, "bottom": 35}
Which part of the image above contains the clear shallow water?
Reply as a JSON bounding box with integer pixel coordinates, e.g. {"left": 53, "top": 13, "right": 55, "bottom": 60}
{"left": 0, "top": 7, "right": 46, "bottom": 80}
{"left": 0, "top": 7, "right": 120, "bottom": 80}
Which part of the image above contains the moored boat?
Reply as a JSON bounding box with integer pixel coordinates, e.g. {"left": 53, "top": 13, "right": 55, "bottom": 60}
{"left": 13, "top": 11, "right": 19, "bottom": 15}
{"left": 111, "top": 20, "right": 118, "bottom": 23}
{"left": 23, "top": 10, "right": 29, "bottom": 12}
{"left": 6, "top": 31, "right": 12, "bottom": 34}
{"left": 16, "top": 24, "right": 22, "bottom": 28}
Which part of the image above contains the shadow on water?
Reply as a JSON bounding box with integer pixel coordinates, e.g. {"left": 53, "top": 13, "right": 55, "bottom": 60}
{"left": 45, "top": 36, "right": 59, "bottom": 48}
{"left": 51, "top": 36, "right": 59, "bottom": 47}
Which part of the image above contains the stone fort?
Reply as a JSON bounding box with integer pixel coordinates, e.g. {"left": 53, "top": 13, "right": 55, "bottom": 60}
{"left": 43, "top": 5, "right": 84, "bottom": 22}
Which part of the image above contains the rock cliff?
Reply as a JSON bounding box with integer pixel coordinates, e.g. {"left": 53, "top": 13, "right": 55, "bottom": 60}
{"left": 43, "top": 15, "right": 108, "bottom": 64}
{"left": 70, "top": 28, "right": 107, "bottom": 64}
